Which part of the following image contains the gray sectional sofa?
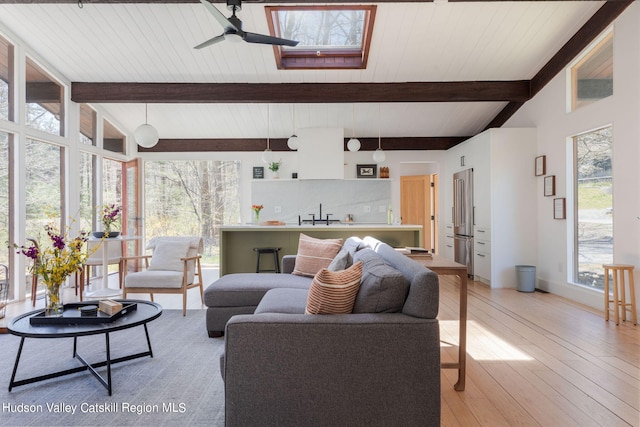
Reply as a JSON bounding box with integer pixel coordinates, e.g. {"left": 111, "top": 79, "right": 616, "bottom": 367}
{"left": 204, "top": 236, "right": 441, "bottom": 426}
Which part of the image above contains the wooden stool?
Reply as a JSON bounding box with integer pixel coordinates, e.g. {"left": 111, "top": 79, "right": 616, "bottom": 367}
{"left": 603, "top": 264, "right": 637, "bottom": 325}
{"left": 253, "top": 247, "right": 281, "bottom": 273}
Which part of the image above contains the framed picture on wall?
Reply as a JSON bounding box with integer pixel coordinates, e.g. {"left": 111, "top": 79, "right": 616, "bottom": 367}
{"left": 356, "top": 164, "right": 377, "bottom": 178}
{"left": 535, "top": 155, "right": 546, "bottom": 176}
{"left": 554, "top": 198, "right": 566, "bottom": 219}
{"left": 544, "top": 175, "right": 556, "bottom": 196}
{"left": 253, "top": 166, "right": 264, "bottom": 179}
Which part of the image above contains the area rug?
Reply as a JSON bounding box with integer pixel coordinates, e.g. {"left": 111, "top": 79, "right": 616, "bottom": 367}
{"left": 0, "top": 309, "right": 225, "bottom": 426}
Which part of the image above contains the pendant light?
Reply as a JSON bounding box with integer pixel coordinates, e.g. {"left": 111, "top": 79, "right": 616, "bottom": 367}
{"left": 262, "top": 104, "right": 274, "bottom": 164}
{"left": 347, "top": 104, "right": 361, "bottom": 152}
{"left": 287, "top": 104, "right": 299, "bottom": 150}
{"left": 134, "top": 104, "right": 159, "bottom": 148}
{"left": 372, "top": 104, "right": 386, "bottom": 163}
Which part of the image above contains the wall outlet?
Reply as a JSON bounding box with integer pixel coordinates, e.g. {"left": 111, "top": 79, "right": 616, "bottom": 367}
{"left": 274, "top": 206, "right": 282, "bottom": 213}
{"left": 363, "top": 205, "right": 371, "bottom": 213}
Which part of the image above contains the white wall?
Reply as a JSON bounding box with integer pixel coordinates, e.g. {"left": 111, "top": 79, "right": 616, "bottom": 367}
{"left": 140, "top": 149, "right": 446, "bottom": 226}
{"left": 504, "top": 2, "right": 640, "bottom": 310}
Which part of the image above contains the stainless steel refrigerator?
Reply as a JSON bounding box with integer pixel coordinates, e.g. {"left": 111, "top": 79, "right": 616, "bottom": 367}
{"left": 453, "top": 168, "right": 474, "bottom": 278}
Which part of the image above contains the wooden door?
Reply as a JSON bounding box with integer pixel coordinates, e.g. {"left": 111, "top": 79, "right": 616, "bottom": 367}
{"left": 400, "top": 175, "right": 437, "bottom": 251}
{"left": 123, "top": 158, "right": 142, "bottom": 268}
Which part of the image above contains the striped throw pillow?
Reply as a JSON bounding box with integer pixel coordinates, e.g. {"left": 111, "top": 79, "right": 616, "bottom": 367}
{"left": 305, "top": 261, "right": 363, "bottom": 315}
{"left": 292, "top": 233, "right": 344, "bottom": 277}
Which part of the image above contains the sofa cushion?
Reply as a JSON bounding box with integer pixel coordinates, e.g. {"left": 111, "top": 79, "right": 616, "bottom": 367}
{"left": 148, "top": 240, "right": 190, "bottom": 272}
{"left": 328, "top": 236, "right": 367, "bottom": 271}
{"left": 204, "top": 273, "right": 312, "bottom": 308}
{"left": 255, "top": 288, "right": 308, "bottom": 314}
{"left": 293, "top": 233, "right": 343, "bottom": 277}
{"left": 305, "top": 261, "right": 363, "bottom": 315}
{"left": 352, "top": 248, "right": 410, "bottom": 313}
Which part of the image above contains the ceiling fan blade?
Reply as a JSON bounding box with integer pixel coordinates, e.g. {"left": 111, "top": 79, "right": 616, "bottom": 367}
{"left": 244, "top": 32, "right": 299, "bottom": 47}
{"left": 194, "top": 34, "right": 226, "bottom": 49}
{"left": 199, "top": 0, "right": 238, "bottom": 32}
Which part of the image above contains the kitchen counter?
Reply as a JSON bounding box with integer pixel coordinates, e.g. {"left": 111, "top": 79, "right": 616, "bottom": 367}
{"left": 219, "top": 224, "right": 422, "bottom": 275}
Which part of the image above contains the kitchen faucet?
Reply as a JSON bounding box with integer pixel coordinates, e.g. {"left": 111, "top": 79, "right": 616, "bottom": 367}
{"left": 299, "top": 203, "right": 336, "bottom": 225}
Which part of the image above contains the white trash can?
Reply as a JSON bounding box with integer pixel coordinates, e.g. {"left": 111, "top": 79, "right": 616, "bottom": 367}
{"left": 515, "top": 265, "right": 536, "bottom": 293}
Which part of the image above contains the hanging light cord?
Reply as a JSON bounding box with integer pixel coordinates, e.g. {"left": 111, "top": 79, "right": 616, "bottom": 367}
{"left": 378, "top": 104, "right": 382, "bottom": 149}
{"left": 352, "top": 104, "right": 357, "bottom": 138}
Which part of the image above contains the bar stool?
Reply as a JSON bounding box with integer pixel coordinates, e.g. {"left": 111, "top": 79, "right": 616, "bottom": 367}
{"left": 603, "top": 264, "right": 637, "bottom": 325}
{"left": 253, "top": 247, "right": 281, "bottom": 273}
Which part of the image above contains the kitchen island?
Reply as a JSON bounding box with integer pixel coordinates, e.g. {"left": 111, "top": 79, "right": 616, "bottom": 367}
{"left": 219, "top": 224, "right": 423, "bottom": 276}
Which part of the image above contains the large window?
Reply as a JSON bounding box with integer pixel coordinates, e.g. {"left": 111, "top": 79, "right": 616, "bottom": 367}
{"left": 25, "top": 57, "right": 64, "bottom": 136}
{"left": 266, "top": 6, "right": 376, "bottom": 70}
{"left": 145, "top": 160, "right": 241, "bottom": 265}
{"left": 103, "top": 157, "right": 123, "bottom": 214}
{"left": 0, "top": 132, "right": 9, "bottom": 268}
{"left": 25, "top": 139, "right": 63, "bottom": 238}
{"left": 570, "top": 30, "right": 613, "bottom": 112}
{"left": 0, "top": 35, "right": 13, "bottom": 122}
{"left": 79, "top": 151, "right": 96, "bottom": 232}
{"left": 573, "top": 126, "right": 613, "bottom": 290}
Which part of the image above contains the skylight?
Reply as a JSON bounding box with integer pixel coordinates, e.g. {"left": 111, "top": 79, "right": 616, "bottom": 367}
{"left": 266, "top": 6, "right": 376, "bottom": 70}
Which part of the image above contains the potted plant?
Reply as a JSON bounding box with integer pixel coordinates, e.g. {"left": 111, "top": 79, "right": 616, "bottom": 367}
{"left": 268, "top": 161, "right": 281, "bottom": 179}
{"left": 94, "top": 203, "right": 122, "bottom": 238}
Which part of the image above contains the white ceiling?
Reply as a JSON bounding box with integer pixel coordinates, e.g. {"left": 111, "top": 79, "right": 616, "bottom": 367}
{"left": 0, "top": 1, "right": 604, "bottom": 140}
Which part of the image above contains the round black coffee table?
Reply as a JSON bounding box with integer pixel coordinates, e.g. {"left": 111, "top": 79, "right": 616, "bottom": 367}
{"left": 7, "top": 299, "right": 162, "bottom": 395}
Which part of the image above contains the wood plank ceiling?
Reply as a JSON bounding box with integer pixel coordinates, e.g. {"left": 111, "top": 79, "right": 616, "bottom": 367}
{"left": 0, "top": 0, "right": 632, "bottom": 152}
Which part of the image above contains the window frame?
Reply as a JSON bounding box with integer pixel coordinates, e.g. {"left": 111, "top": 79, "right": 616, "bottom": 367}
{"left": 571, "top": 125, "right": 613, "bottom": 291}
{"left": 265, "top": 5, "right": 377, "bottom": 70}
{"left": 569, "top": 29, "right": 613, "bottom": 112}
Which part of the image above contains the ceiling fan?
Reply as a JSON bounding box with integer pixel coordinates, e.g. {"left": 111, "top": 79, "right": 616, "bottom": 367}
{"left": 195, "top": 0, "right": 299, "bottom": 49}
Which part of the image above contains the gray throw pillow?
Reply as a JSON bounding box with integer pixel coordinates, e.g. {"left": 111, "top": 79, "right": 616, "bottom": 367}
{"left": 328, "top": 236, "right": 367, "bottom": 271}
{"left": 352, "top": 248, "right": 410, "bottom": 313}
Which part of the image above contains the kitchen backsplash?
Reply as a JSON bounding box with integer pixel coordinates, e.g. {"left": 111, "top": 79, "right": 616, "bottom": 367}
{"left": 251, "top": 179, "right": 391, "bottom": 224}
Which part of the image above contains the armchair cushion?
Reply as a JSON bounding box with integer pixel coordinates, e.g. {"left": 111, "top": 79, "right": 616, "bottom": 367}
{"left": 125, "top": 270, "right": 184, "bottom": 289}
{"left": 148, "top": 241, "right": 191, "bottom": 272}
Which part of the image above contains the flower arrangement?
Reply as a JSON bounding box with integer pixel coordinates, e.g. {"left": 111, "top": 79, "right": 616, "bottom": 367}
{"left": 252, "top": 204, "right": 264, "bottom": 223}
{"left": 101, "top": 203, "right": 122, "bottom": 235}
{"left": 15, "top": 222, "right": 90, "bottom": 315}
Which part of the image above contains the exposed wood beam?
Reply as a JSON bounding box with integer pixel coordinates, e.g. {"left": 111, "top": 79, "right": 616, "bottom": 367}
{"left": 25, "top": 82, "right": 61, "bottom": 103}
{"left": 485, "top": 0, "right": 633, "bottom": 130}
{"left": 0, "top": 0, "right": 607, "bottom": 3}
{"left": 71, "top": 81, "right": 530, "bottom": 104}
{"left": 137, "top": 137, "right": 467, "bottom": 153}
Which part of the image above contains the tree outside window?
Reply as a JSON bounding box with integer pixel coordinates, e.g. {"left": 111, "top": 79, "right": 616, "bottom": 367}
{"left": 573, "top": 126, "right": 613, "bottom": 290}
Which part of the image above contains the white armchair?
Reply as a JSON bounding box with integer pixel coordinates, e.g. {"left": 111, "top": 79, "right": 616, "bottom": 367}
{"left": 122, "top": 236, "right": 204, "bottom": 316}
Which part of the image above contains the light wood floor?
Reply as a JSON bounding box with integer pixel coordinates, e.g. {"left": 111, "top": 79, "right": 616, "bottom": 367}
{"left": 1, "top": 274, "right": 638, "bottom": 426}
{"left": 438, "top": 276, "right": 639, "bottom": 427}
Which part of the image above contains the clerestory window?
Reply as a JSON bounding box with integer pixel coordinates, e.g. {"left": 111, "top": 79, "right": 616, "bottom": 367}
{"left": 265, "top": 5, "right": 376, "bottom": 70}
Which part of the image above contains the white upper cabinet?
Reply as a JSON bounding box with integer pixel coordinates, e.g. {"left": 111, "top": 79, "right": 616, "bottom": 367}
{"left": 297, "top": 128, "right": 344, "bottom": 180}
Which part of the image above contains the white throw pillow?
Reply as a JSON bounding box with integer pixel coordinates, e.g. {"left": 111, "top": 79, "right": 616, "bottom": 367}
{"left": 148, "top": 241, "right": 191, "bottom": 272}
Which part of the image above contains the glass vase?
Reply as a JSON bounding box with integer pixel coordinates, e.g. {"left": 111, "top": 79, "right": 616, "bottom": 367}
{"left": 45, "top": 283, "right": 64, "bottom": 316}
{"left": 254, "top": 211, "right": 260, "bottom": 224}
